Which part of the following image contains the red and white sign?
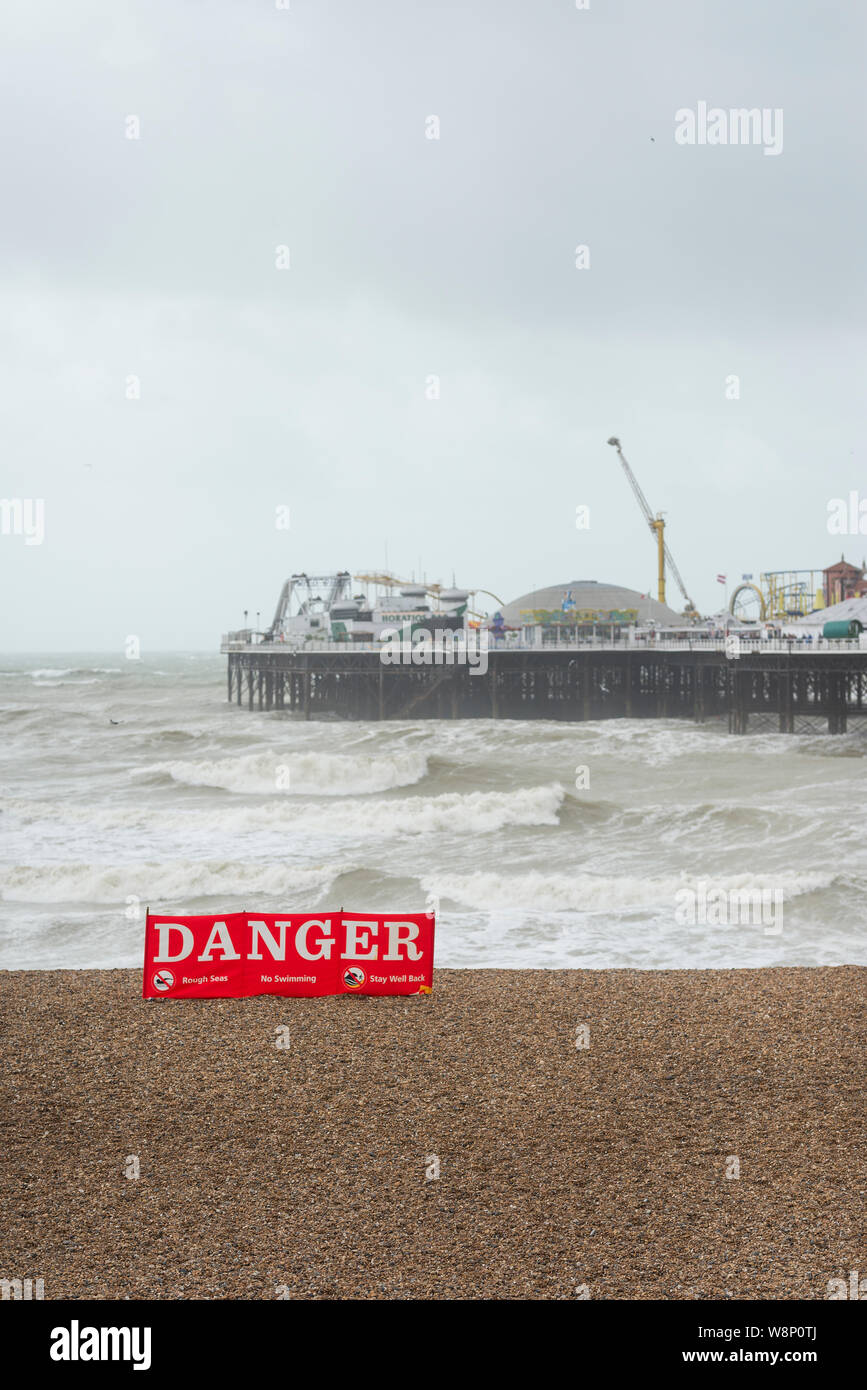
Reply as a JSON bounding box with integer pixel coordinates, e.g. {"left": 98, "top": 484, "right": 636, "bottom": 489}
{"left": 142, "top": 910, "right": 435, "bottom": 999}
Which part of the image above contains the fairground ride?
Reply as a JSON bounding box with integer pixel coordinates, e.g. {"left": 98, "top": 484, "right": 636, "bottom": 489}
{"left": 729, "top": 570, "right": 825, "bottom": 623}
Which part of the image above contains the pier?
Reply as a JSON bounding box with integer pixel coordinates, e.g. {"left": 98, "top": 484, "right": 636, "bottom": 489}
{"left": 221, "top": 638, "right": 867, "bottom": 733}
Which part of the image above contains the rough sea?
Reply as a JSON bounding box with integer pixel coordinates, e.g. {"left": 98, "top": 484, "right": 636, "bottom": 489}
{"left": 2, "top": 652, "right": 865, "bottom": 970}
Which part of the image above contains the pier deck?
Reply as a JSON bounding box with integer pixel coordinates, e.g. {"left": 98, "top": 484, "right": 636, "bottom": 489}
{"left": 222, "top": 640, "right": 867, "bottom": 733}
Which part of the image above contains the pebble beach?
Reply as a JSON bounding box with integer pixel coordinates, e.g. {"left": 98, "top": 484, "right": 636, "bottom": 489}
{"left": 1, "top": 965, "right": 864, "bottom": 1300}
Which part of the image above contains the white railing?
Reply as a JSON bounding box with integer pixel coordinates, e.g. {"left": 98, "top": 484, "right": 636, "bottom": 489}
{"left": 221, "top": 637, "right": 867, "bottom": 657}
{"left": 522, "top": 637, "right": 866, "bottom": 655}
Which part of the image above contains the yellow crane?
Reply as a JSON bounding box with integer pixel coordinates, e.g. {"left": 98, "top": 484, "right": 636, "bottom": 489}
{"left": 607, "top": 436, "right": 699, "bottom": 617}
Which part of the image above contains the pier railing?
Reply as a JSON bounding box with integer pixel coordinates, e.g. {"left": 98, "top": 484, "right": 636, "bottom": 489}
{"left": 221, "top": 635, "right": 866, "bottom": 657}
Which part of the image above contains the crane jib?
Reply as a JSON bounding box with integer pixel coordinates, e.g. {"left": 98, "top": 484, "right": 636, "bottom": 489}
{"left": 607, "top": 436, "right": 697, "bottom": 615}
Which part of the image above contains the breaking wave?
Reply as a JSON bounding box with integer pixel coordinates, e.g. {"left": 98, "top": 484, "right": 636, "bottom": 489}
{"left": 140, "top": 748, "right": 431, "bottom": 795}
{"left": 28, "top": 667, "right": 123, "bottom": 681}
{"left": 218, "top": 783, "right": 566, "bottom": 837}
{"left": 1, "top": 860, "right": 342, "bottom": 905}
{"left": 422, "top": 868, "right": 835, "bottom": 912}
{"left": 2, "top": 783, "right": 566, "bottom": 840}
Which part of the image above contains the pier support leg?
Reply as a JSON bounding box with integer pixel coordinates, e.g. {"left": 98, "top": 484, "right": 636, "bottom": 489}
{"left": 828, "top": 674, "right": 848, "bottom": 734}
{"left": 777, "top": 668, "right": 793, "bottom": 732}
{"left": 727, "top": 668, "right": 748, "bottom": 733}
{"left": 656, "top": 662, "right": 668, "bottom": 718}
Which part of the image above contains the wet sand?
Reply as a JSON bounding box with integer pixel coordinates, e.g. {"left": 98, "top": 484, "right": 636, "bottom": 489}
{"left": 1, "top": 966, "right": 863, "bottom": 1300}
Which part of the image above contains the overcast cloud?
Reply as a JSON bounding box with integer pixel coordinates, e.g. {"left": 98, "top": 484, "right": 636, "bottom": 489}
{"left": 1, "top": 0, "right": 865, "bottom": 649}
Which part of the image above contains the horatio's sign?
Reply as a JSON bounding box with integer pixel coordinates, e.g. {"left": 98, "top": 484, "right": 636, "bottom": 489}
{"left": 142, "top": 911, "right": 434, "bottom": 999}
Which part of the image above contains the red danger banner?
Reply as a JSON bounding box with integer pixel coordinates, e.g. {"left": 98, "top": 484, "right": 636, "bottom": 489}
{"left": 142, "top": 910, "right": 434, "bottom": 999}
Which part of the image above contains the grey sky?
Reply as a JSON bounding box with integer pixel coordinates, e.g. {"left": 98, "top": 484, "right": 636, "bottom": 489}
{"left": 2, "top": 0, "right": 865, "bottom": 649}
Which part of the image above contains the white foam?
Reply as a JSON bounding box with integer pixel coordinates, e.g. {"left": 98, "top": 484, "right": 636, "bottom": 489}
{"left": 422, "top": 867, "right": 834, "bottom": 913}
{"left": 194, "top": 783, "right": 566, "bottom": 838}
{"left": 0, "top": 860, "right": 341, "bottom": 905}
{"left": 142, "top": 748, "right": 430, "bottom": 795}
{"left": 2, "top": 783, "right": 565, "bottom": 840}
